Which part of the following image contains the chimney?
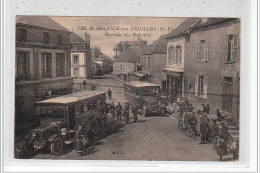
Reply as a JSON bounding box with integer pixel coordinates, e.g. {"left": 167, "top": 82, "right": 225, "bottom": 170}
{"left": 85, "top": 32, "right": 90, "bottom": 44}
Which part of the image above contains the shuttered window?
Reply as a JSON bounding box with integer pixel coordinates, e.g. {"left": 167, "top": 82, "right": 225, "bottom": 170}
{"left": 195, "top": 75, "right": 199, "bottom": 96}
{"left": 205, "top": 41, "right": 209, "bottom": 61}
{"left": 197, "top": 40, "right": 208, "bottom": 62}
{"left": 225, "top": 34, "right": 239, "bottom": 62}
{"left": 203, "top": 76, "right": 208, "bottom": 99}
{"left": 168, "top": 47, "right": 172, "bottom": 64}
{"left": 196, "top": 42, "right": 200, "bottom": 61}
{"left": 172, "top": 46, "right": 176, "bottom": 63}
{"left": 232, "top": 34, "right": 238, "bottom": 61}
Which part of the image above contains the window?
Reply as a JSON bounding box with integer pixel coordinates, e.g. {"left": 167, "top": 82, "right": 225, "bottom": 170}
{"left": 196, "top": 40, "right": 208, "bottom": 62}
{"left": 73, "top": 45, "right": 77, "bottom": 49}
{"left": 225, "top": 34, "right": 239, "bottom": 62}
{"left": 176, "top": 46, "right": 182, "bottom": 63}
{"left": 168, "top": 47, "right": 172, "bottom": 64}
{"left": 41, "top": 53, "right": 52, "bottom": 77}
{"left": 73, "top": 55, "right": 79, "bottom": 64}
{"left": 168, "top": 46, "right": 182, "bottom": 64}
{"left": 17, "top": 51, "right": 30, "bottom": 78}
{"left": 18, "top": 28, "right": 27, "bottom": 42}
{"left": 43, "top": 32, "right": 50, "bottom": 44}
{"left": 195, "top": 75, "right": 208, "bottom": 98}
{"left": 56, "top": 53, "right": 65, "bottom": 77}
{"left": 57, "top": 34, "right": 63, "bottom": 45}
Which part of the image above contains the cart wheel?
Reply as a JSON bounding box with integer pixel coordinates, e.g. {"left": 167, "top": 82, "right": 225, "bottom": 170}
{"left": 143, "top": 109, "right": 147, "bottom": 117}
{"left": 50, "top": 136, "right": 63, "bottom": 156}
{"left": 22, "top": 138, "right": 33, "bottom": 153}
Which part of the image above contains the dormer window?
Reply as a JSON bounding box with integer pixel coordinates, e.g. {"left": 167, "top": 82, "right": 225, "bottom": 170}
{"left": 43, "top": 32, "right": 50, "bottom": 44}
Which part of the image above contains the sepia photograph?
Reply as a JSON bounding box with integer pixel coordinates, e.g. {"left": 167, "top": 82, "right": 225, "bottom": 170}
{"left": 14, "top": 16, "right": 240, "bottom": 162}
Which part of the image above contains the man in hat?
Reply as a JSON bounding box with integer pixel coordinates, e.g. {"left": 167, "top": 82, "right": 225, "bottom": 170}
{"left": 216, "top": 109, "right": 224, "bottom": 121}
{"left": 75, "top": 125, "right": 84, "bottom": 156}
{"left": 202, "top": 104, "right": 207, "bottom": 113}
{"left": 107, "top": 88, "right": 112, "bottom": 100}
{"left": 124, "top": 99, "right": 130, "bottom": 123}
{"left": 206, "top": 104, "right": 210, "bottom": 114}
{"left": 116, "top": 102, "right": 123, "bottom": 122}
{"left": 211, "top": 119, "right": 219, "bottom": 150}
{"left": 132, "top": 103, "right": 139, "bottom": 123}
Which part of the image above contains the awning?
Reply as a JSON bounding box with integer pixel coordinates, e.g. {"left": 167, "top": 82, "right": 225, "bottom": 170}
{"left": 163, "top": 68, "right": 183, "bottom": 77}
{"left": 132, "top": 72, "right": 147, "bottom": 77}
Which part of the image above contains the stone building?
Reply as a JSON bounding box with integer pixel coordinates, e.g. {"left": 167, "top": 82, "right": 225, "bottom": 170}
{"left": 15, "top": 16, "right": 73, "bottom": 131}
{"left": 186, "top": 18, "right": 240, "bottom": 126}
{"left": 138, "top": 35, "right": 167, "bottom": 86}
{"left": 70, "top": 32, "right": 92, "bottom": 78}
{"left": 113, "top": 47, "right": 141, "bottom": 81}
{"left": 113, "top": 38, "right": 147, "bottom": 59}
{"left": 164, "top": 18, "right": 200, "bottom": 101}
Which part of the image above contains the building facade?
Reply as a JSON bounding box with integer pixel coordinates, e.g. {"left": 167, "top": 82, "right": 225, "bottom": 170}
{"left": 164, "top": 18, "right": 200, "bottom": 101}
{"left": 186, "top": 18, "right": 240, "bottom": 126}
{"left": 113, "top": 47, "right": 141, "bottom": 81}
{"left": 15, "top": 16, "right": 73, "bottom": 130}
{"left": 70, "top": 33, "right": 92, "bottom": 78}
{"left": 113, "top": 38, "right": 147, "bottom": 59}
{"left": 139, "top": 35, "right": 167, "bottom": 86}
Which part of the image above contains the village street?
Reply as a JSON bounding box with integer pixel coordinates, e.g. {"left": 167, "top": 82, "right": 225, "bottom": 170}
{"left": 30, "top": 76, "right": 234, "bottom": 161}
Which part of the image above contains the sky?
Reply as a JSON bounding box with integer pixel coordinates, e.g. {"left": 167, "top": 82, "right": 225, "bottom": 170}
{"left": 51, "top": 17, "right": 186, "bottom": 57}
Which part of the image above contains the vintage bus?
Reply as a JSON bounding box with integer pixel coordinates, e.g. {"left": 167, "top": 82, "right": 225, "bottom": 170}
{"left": 124, "top": 81, "right": 166, "bottom": 116}
{"left": 21, "top": 90, "right": 108, "bottom": 156}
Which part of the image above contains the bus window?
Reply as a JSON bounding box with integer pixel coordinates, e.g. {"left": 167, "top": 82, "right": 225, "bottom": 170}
{"left": 80, "top": 103, "right": 84, "bottom": 113}
{"left": 75, "top": 103, "right": 82, "bottom": 115}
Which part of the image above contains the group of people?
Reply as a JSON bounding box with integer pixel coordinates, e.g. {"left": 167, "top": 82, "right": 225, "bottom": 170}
{"left": 178, "top": 98, "right": 237, "bottom": 161}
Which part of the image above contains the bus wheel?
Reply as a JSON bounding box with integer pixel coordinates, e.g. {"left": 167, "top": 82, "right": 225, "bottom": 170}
{"left": 92, "top": 120, "right": 99, "bottom": 134}
{"left": 50, "top": 136, "right": 63, "bottom": 156}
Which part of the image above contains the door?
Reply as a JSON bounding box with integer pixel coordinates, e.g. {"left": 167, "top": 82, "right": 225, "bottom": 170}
{"left": 68, "top": 105, "right": 76, "bottom": 129}
{"left": 223, "top": 78, "right": 233, "bottom": 113}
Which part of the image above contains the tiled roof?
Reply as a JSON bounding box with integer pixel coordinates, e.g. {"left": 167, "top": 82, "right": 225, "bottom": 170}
{"left": 114, "top": 47, "right": 141, "bottom": 63}
{"left": 142, "top": 35, "right": 167, "bottom": 55}
{"left": 191, "top": 18, "right": 238, "bottom": 29}
{"left": 114, "top": 40, "right": 147, "bottom": 51}
{"left": 166, "top": 18, "right": 200, "bottom": 38}
{"left": 70, "top": 33, "right": 85, "bottom": 42}
{"left": 16, "top": 16, "right": 71, "bottom": 32}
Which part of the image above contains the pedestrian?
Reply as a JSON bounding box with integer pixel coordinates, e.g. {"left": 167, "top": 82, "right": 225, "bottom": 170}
{"left": 217, "top": 135, "right": 227, "bottom": 161}
{"left": 83, "top": 80, "right": 87, "bottom": 90}
{"left": 199, "top": 121, "right": 207, "bottom": 144}
{"left": 211, "top": 119, "right": 219, "bottom": 150}
{"left": 116, "top": 102, "right": 123, "bottom": 122}
{"left": 86, "top": 122, "right": 95, "bottom": 145}
{"left": 206, "top": 104, "right": 210, "bottom": 114}
{"left": 107, "top": 88, "right": 112, "bottom": 100}
{"left": 110, "top": 101, "right": 115, "bottom": 114}
{"left": 107, "top": 109, "right": 115, "bottom": 132}
{"left": 203, "top": 113, "right": 211, "bottom": 141}
{"left": 124, "top": 100, "right": 130, "bottom": 123}
{"left": 219, "top": 121, "right": 229, "bottom": 143}
{"left": 216, "top": 109, "right": 224, "bottom": 121}
{"left": 75, "top": 125, "right": 84, "bottom": 156}
{"left": 132, "top": 103, "right": 139, "bottom": 123}
{"left": 202, "top": 104, "right": 207, "bottom": 113}
{"left": 184, "top": 112, "right": 190, "bottom": 131}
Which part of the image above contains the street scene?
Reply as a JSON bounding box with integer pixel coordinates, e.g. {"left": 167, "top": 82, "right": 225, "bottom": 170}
{"left": 15, "top": 16, "right": 240, "bottom": 161}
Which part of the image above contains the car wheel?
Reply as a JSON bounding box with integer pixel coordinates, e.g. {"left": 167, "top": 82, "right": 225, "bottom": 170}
{"left": 50, "top": 136, "right": 63, "bottom": 156}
